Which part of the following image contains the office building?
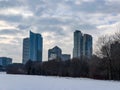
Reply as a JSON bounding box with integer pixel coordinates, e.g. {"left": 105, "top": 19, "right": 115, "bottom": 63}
{"left": 30, "top": 31, "right": 43, "bottom": 62}
{"left": 0, "top": 57, "right": 12, "bottom": 66}
{"left": 83, "top": 34, "right": 92, "bottom": 59}
{"left": 22, "top": 38, "right": 30, "bottom": 64}
{"left": 48, "top": 46, "right": 62, "bottom": 60}
{"left": 61, "top": 54, "right": 71, "bottom": 61}
{"left": 73, "top": 30, "right": 92, "bottom": 59}
{"left": 73, "top": 30, "right": 83, "bottom": 59}
{"left": 22, "top": 31, "right": 43, "bottom": 63}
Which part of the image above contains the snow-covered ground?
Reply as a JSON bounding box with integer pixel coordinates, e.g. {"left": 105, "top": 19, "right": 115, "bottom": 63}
{"left": 0, "top": 74, "right": 120, "bottom": 90}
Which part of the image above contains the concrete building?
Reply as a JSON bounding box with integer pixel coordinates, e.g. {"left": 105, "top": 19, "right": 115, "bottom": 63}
{"left": 73, "top": 30, "right": 93, "bottom": 59}
{"left": 61, "top": 54, "right": 71, "bottom": 61}
{"left": 30, "top": 31, "right": 43, "bottom": 62}
{"left": 83, "top": 34, "right": 92, "bottom": 59}
{"left": 48, "top": 46, "right": 62, "bottom": 60}
{"left": 0, "top": 57, "right": 12, "bottom": 66}
{"left": 22, "top": 38, "right": 30, "bottom": 64}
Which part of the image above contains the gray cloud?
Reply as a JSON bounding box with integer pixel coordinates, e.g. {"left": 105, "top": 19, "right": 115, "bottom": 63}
{"left": 0, "top": 15, "right": 23, "bottom": 23}
{"left": 0, "top": 0, "right": 119, "bottom": 62}
{"left": 17, "top": 24, "right": 31, "bottom": 30}
{"left": 0, "top": 0, "right": 20, "bottom": 8}
{"left": 0, "top": 36, "right": 8, "bottom": 40}
{"left": 0, "top": 29, "right": 22, "bottom": 35}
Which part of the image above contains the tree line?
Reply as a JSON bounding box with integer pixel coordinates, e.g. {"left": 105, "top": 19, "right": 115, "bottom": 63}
{"left": 6, "top": 32, "right": 120, "bottom": 80}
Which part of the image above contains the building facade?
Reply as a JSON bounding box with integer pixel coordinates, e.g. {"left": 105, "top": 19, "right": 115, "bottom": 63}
{"left": 61, "top": 54, "right": 71, "bottom": 61}
{"left": 22, "top": 31, "right": 43, "bottom": 64}
{"left": 83, "top": 34, "right": 92, "bottom": 59}
{"left": 30, "top": 31, "right": 43, "bottom": 62}
{"left": 73, "top": 30, "right": 83, "bottom": 59}
{"left": 73, "top": 30, "right": 92, "bottom": 59}
{"left": 0, "top": 57, "right": 12, "bottom": 66}
{"left": 48, "top": 46, "right": 62, "bottom": 61}
{"left": 22, "top": 38, "right": 30, "bottom": 64}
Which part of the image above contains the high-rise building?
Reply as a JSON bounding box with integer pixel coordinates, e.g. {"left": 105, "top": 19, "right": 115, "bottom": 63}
{"left": 30, "top": 31, "right": 43, "bottom": 62}
{"left": 83, "top": 34, "right": 92, "bottom": 59}
{"left": 22, "top": 38, "right": 30, "bottom": 64}
{"left": 48, "top": 46, "right": 62, "bottom": 61}
{"left": 22, "top": 31, "right": 43, "bottom": 64}
{"left": 0, "top": 57, "right": 12, "bottom": 66}
{"left": 73, "top": 30, "right": 92, "bottom": 59}
{"left": 73, "top": 30, "right": 83, "bottom": 59}
{"left": 61, "top": 54, "right": 71, "bottom": 61}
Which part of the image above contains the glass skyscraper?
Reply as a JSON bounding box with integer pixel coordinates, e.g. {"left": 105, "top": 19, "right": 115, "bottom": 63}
{"left": 73, "top": 30, "right": 83, "bottom": 59}
{"left": 73, "top": 30, "right": 92, "bottom": 59}
{"left": 83, "top": 34, "right": 92, "bottom": 59}
{"left": 30, "top": 31, "right": 43, "bottom": 62}
{"left": 0, "top": 57, "right": 12, "bottom": 66}
{"left": 22, "top": 38, "right": 30, "bottom": 64}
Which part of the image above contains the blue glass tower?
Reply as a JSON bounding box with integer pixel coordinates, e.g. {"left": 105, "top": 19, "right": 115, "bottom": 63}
{"left": 30, "top": 31, "right": 43, "bottom": 62}
{"left": 73, "top": 30, "right": 83, "bottom": 59}
{"left": 73, "top": 30, "right": 92, "bottom": 59}
{"left": 83, "top": 34, "right": 92, "bottom": 59}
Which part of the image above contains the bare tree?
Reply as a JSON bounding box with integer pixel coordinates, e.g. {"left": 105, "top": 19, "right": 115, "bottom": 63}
{"left": 96, "top": 35, "right": 113, "bottom": 80}
{"left": 114, "top": 31, "right": 120, "bottom": 42}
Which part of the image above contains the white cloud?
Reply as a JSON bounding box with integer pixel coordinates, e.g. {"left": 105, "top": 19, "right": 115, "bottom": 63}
{"left": 0, "top": 7, "right": 33, "bottom": 18}
{"left": 0, "top": 20, "right": 16, "bottom": 29}
{"left": 106, "top": 0, "right": 120, "bottom": 3}
{"left": 97, "top": 22, "right": 120, "bottom": 35}
{"left": 0, "top": 0, "right": 120, "bottom": 62}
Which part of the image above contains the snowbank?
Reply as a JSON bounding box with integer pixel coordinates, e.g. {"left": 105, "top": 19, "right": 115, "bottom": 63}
{"left": 0, "top": 74, "right": 120, "bottom": 90}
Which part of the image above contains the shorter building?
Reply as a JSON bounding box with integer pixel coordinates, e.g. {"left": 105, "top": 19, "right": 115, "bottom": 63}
{"left": 48, "top": 46, "right": 62, "bottom": 60}
{"left": 48, "top": 46, "right": 71, "bottom": 61}
{"left": 0, "top": 57, "right": 12, "bottom": 66}
{"left": 22, "top": 38, "right": 30, "bottom": 64}
{"left": 61, "top": 54, "right": 71, "bottom": 61}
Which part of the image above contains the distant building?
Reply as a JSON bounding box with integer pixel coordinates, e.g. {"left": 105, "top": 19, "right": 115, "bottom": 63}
{"left": 0, "top": 57, "right": 12, "bottom": 66}
{"left": 73, "top": 30, "right": 83, "bottom": 59}
{"left": 22, "top": 38, "right": 30, "bottom": 64}
{"left": 73, "top": 30, "right": 93, "bottom": 59}
{"left": 83, "top": 34, "right": 92, "bottom": 59}
{"left": 61, "top": 54, "right": 71, "bottom": 61}
{"left": 30, "top": 31, "right": 43, "bottom": 62}
{"left": 48, "top": 46, "right": 71, "bottom": 61}
{"left": 48, "top": 46, "right": 62, "bottom": 61}
{"left": 22, "top": 31, "right": 43, "bottom": 64}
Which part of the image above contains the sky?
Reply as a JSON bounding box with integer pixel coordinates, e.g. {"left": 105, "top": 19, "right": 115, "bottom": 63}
{"left": 0, "top": 0, "right": 120, "bottom": 63}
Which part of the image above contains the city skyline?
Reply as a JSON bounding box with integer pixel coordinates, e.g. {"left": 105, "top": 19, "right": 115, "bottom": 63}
{"left": 0, "top": 0, "right": 119, "bottom": 63}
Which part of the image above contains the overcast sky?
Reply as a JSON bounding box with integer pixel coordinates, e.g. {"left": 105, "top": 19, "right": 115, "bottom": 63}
{"left": 0, "top": 0, "right": 120, "bottom": 63}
